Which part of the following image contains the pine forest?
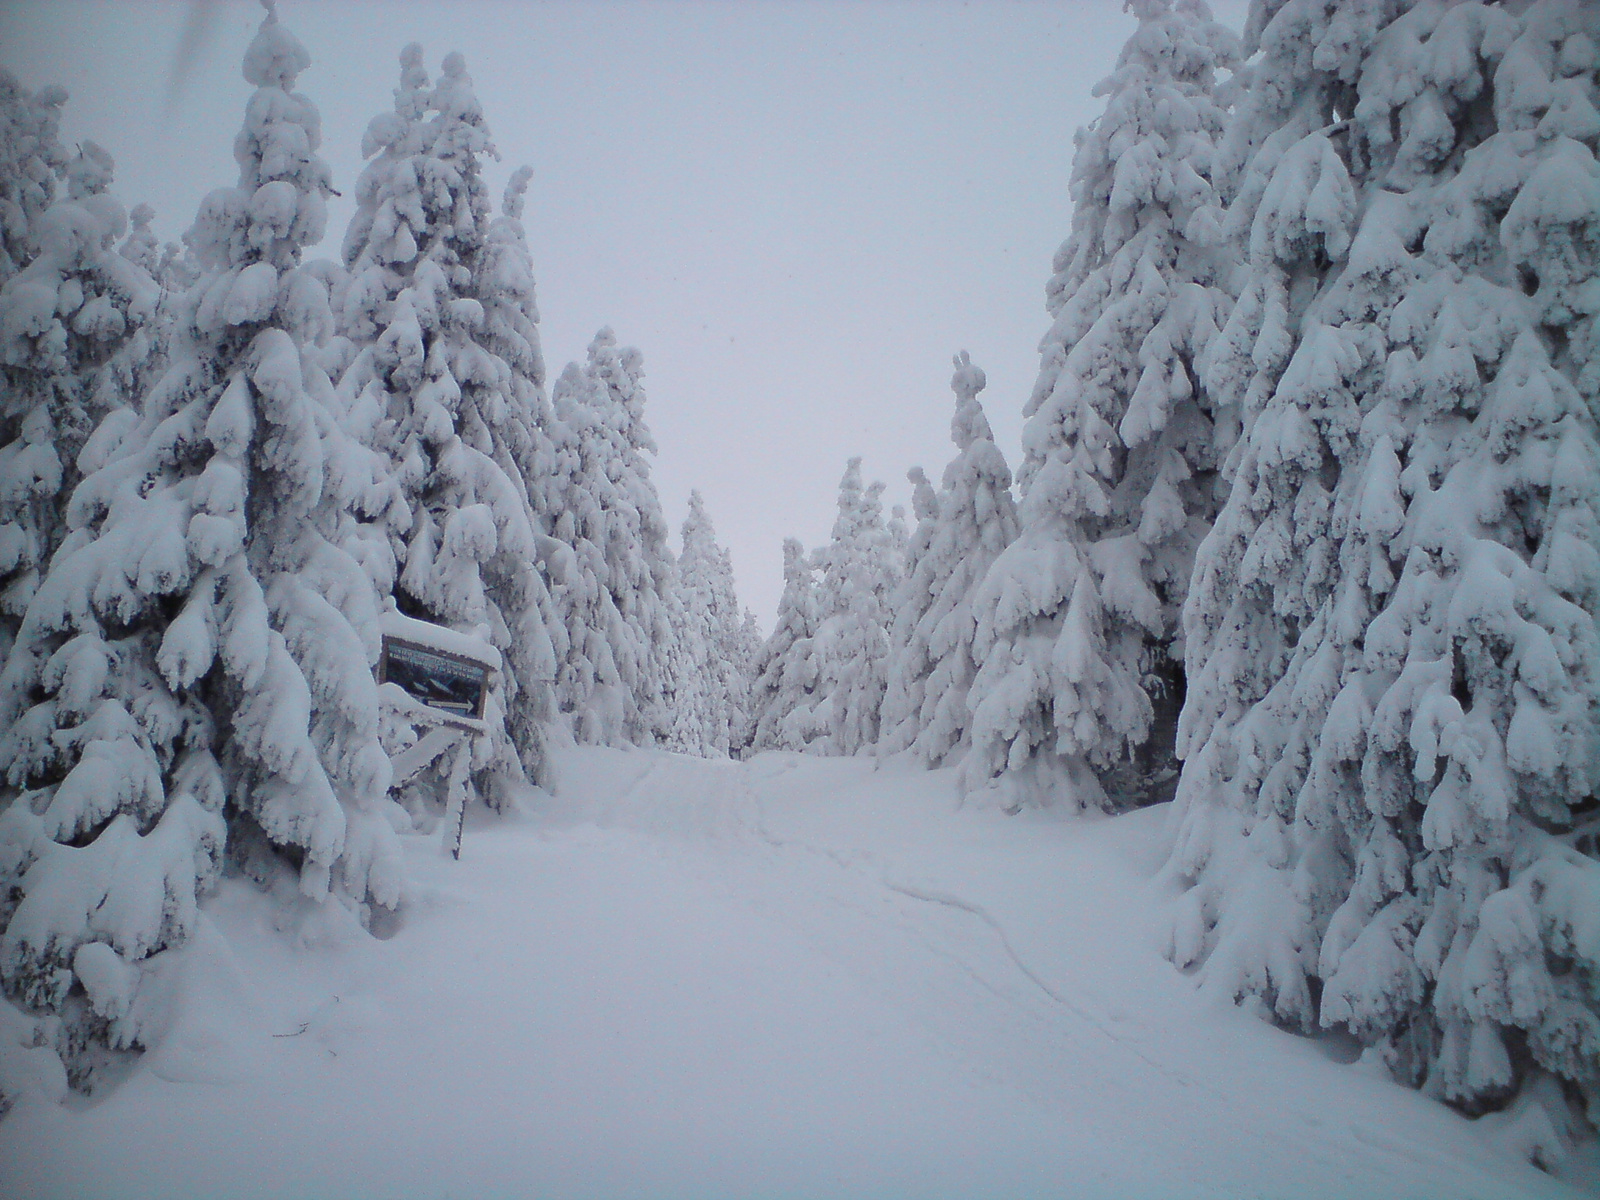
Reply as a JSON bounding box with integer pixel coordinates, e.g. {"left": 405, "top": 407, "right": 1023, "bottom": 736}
{"left": 0, "top": 1, "right": 1596, "bottom": 1193}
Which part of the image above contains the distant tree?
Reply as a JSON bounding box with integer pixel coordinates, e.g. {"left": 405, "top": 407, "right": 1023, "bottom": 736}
{"left": 884, "top": 353, "right": 1021, "bottom": 767}
{"left": 117, "top": 203, "right": 161, "bottom": 277}
{"left": 747, "top": 536, "right": 821, "bottom": 753}
{"left": 793, "top": 458, "right": 900, "bottom": 756}
{"left": 728, "top": 607, "right": 764, "bottom": 754}
{"left": 547, "top": 329, "right": 677, "bottom": 747}
{"left": 659, "top": 567, "right": 709, "bottom": 757}
{"left": 880, "top": 464, "right": 940, "bottom": 756}
{"left": 674, "top": 490, "right": 752, "bottom": 756}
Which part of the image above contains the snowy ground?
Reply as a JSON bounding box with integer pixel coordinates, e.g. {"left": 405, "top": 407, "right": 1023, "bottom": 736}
{"left": 2, "top": 747, "right": 1594, "bottom": 1200}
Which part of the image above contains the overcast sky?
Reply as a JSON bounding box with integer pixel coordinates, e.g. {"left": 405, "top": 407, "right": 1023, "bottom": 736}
{"left": 1, "top": 0, "right": 1248, "bottom": 628}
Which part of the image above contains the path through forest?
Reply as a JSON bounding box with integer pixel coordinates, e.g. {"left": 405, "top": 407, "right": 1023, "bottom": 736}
{"left": 1, "top": 747, "right": 1589, "bottom": 1199}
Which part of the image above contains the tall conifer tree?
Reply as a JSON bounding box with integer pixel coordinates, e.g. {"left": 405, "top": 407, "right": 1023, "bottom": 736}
{"left": 1165, "top": 0, "right": 1600, "bottom": 1142}
{"left": 747, "top": 537, "right": 821, "bottom": 753}
{"left": 336, "top": 45, "right": 559, "bottom": 797}
{"left": 547, "top": 330, "right": 677, "bottom": 747}
{"left": 962, "top": 0, "right": 1241, "bottom": 811}
{"left": 0, "top": 70, "right": 67, "bottom": 285}
{"left": 0, "top": 143, "right": 160, "bottom": 645}
{"left": 884, "top": 353, "right": 1021, "bottom": 767}
{"left": 674, "top": 490, "right": 751, "bottom": 757}
{"left": 0, "top": 8, "right": 401, "bottom": 1091}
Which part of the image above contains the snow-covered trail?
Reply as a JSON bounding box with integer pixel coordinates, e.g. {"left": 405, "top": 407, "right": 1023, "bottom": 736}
{"left": 1, "top": 747, "right": 1588, "bottom": 1199}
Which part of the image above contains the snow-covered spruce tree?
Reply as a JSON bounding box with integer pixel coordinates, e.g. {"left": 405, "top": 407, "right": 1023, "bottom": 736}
{"left": 0, "top": 143, "right": 161, "bottom": 648}
{"left": 887, "top": 499, "right": 909, "bottom": 563}
{"left": 746, "top": 536, "right": 821, "bottom": 753}
{"left": 117, "top": 203, "right": 162, "bottom": 278}
{"left": 1165, "top": 0, "right": 1600, "bottom": 1148}
{"left": 659, "top": 573, "right": 710, "bottom": 757}
{"left": 672, "top": 490, "right": 750, "bottom": 757}
{"left": 479, "top": 167, "right": 573, "bottom": 764}
{"left": 547, "top": 329, "right": 677, "bottom": 747}
{"left": 335, "top": 46, "right": 559, "bottom": 799}
{"left": 480, "top": 164, "right": 564, "bottom": 543}
{"left": 0, "top": 10, "right": 403, "bottom": 1095}
{"left": 880, "top": 464, "right": 941, "bottom": 756}
{"left": 728, "top": 607, "right": 764, "bottom": 753}
{"left": 883, "top": 353, "right": 1022, "bottom": 767}
{"left": 962, "top": 0, "right": 1241, "bottom": 812}
{"left": 793, "top": 458, "right": 900, "bottom": 756}
{"left": 0, "top": 69, "right": 67, "bottom": 284}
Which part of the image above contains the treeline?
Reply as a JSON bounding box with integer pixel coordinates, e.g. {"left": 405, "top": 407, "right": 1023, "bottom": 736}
{"left": 0, "top": 12, "right": 756, "bottom": 1103}
{"left": 0, "top": 0, "right": 1596, "bottom": 1159}
{"left": 742, "top": 0, "right": 1600, "bottom": 1157}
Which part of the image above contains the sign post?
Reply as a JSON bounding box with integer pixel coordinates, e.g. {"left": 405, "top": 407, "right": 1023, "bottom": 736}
{"left": 375, "top": 610, "right": 502, "bottom": 860}
{"left": 377, "top": 636, "right": 492, "bottom": 724}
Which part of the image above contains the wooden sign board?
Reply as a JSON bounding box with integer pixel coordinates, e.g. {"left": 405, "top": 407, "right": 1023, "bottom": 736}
{"left": 378, "top": 635, "right": 492, "bottom": 722}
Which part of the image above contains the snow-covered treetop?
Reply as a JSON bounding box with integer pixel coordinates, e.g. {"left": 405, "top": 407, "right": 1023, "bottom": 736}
{"left": 907, "top": 464, "right": 938, "bottom": 523}
{"left": 240, "top": 3, "right": 312, "bottom": 89}
{"left": 336, "top": 41, "right": 531, "bottom": 422}
{"left": 1065, "top": 0, "right": 1239, "bottom": 262}
{"left": 584, "top": 327, "right": 655, "bottom": 456}
{"left": 119, "top": 203, "right": 161, "bottom": 275}
{"left": 1018, "top": 0, "right": 1239, "bottom": 533}
{"left": 479, "top": 164, "right": 545, "bottom": 395}
{"left": 681, "top": 489, "right": 716, "bottom": 559}
{"left": 780, "top": 535, "right": 810, "bottom": 594}
{"left": 62, "top": 141, "right": 113, "bottom": 202}
{"left": 0, "top": 142, "right": 155, "bottom": 383}
{"left": 185, "top": 7, "right": 331, "bottom": 279}
{"left": 341, "top": 41, "right": 497, "bottom": 281}
{"left": 949, "top": 350, "right": 996, "bottom": 452}
{"left": 1033, "top": 0, "right": 1239, "bottom": 443}
{"left": 339, "top": 43, "right": 431, "bottom": 282}
{"left": 950, "top": 348, "right": 986, "bottom": 405}
{"left": 0, "top": 70, "right": 69, "bottom": 282}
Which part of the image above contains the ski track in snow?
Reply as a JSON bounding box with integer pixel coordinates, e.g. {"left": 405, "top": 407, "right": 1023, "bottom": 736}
{"left": 736, "top": 756, "right": 1188, "bottom": 1089}
{"left": 878, "top": 877, "right": 1196, "bottom": 1091}
{"left": 697, "top": 756, "right": 1579, "bottom": 1193}
{"left": 731, "top": 764, "right": 1386, "bottom": 1188}
{"left": 683, "top": 752, "right": 1586, "bottom": 1196}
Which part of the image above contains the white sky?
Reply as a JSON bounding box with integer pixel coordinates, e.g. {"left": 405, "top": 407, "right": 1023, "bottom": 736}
{"left": 1, "top": 0, "right": 1248, "bottom": 629}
